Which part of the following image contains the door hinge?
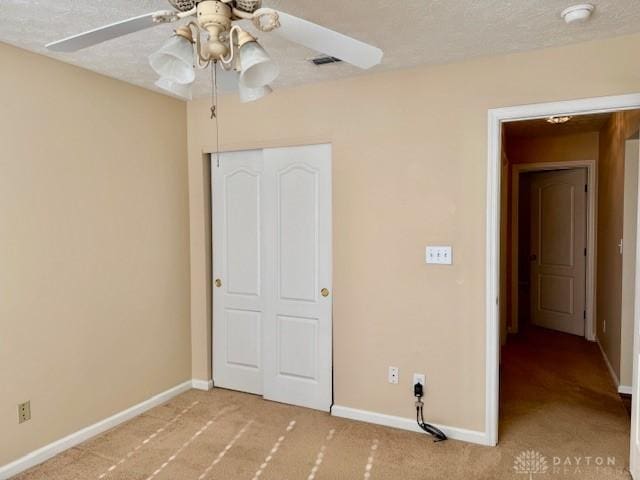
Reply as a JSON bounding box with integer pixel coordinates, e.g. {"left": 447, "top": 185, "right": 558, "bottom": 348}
{"left": 584, "top": 247, "right": 587, "bottom": 256}
{"left": 583, "top": 310, "right": 587, "bottom": 320}
{"left": 585, "top": 184, "right": 588, "bottom": 193}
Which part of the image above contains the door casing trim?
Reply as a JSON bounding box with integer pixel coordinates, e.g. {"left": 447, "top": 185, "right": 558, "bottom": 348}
{"left": 486, "top": 93, "right": 640, "bottom": 448}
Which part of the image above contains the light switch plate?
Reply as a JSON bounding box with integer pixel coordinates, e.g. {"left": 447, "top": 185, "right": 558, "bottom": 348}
{"left": 426, "top": 246, "right": 453, "bottom": 265}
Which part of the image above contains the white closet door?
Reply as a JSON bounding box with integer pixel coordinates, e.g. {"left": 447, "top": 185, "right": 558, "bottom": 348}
{"left": 212, "top": 150, "right": 265, "bottom": 395}
{"left": 263, "top": 144, "right": 333, "bottom": 411}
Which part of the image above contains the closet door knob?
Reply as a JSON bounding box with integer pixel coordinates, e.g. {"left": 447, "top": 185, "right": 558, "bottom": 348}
{"left": 215, "top": 279, "right": 222, "bottom": 288}
{"left": 321, "top": 288, "right": 330, "bottom": 297}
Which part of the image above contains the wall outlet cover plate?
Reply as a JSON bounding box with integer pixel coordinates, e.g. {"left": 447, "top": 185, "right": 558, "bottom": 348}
{"left": 388, "top": 366, "right": 399, "bottom": 384}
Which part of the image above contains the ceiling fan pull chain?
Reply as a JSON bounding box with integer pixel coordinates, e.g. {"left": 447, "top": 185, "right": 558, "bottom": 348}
{"left": 210, "top": 62, "right": 217, "bottom": 120}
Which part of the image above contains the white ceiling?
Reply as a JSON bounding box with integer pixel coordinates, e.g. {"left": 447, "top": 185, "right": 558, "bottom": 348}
{"left": 2, "top": 0, "right": 640, "bottom": 99}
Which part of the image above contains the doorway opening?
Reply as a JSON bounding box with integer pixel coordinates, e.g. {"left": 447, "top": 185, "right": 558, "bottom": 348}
{"left": 492, "top": 104, "right": 640, "bottom": 475}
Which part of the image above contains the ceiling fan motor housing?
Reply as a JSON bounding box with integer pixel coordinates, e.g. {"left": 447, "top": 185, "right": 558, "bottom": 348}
{"left": 197, "top": 1, "right": 232, "bottom": 58}
{"left": 235, "top": 0, "right": 262, "bottom": 13}
{"left": 168, "top": 0, "right": 198, "bottom": 12}
{"left": 169, "top": 0, "right": 262, "bottom": 13}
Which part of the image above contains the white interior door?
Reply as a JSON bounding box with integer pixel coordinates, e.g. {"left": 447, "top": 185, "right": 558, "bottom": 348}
{"left": 263, "top": 145, "right": 333, "bottom": 411}
{"left": 212, "top": 150, "right": 265, "bottom": 395}
{"left": 530, "top": 168, "right": 587, "bottom": 336}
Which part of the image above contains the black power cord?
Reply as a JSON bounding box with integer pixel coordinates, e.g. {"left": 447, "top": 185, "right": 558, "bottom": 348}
{"left": 414, "top": 383, "right": 447, "bottom": 442}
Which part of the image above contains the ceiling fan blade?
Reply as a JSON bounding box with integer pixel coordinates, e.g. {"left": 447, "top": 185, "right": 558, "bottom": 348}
{"left": 46, "top": 11, "right": 174, "bottom": 53}
{"left": 270, "top": 10, "right": 383, "bottom": 69}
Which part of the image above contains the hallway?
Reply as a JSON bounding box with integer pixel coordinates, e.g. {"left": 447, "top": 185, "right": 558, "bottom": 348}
{"left": 500, "top": 326, "right": 631, "bottom": 478}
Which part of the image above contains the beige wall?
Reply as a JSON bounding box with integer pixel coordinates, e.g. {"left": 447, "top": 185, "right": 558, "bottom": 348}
{"left": 0, "top": 43, "right": 191, "bottom": 465}
{"left": 596, "top": 111, "right": 640, "bottom": 384}
{"left": 187, "top": 32, "right": 640, "bottom": 434}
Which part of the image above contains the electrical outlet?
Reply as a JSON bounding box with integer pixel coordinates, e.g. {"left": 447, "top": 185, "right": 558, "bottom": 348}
{"left": 413, "top": 373, "right": 426, "bottom": 388}
{"left": 18, "top": 401, "right": 31, "bottom": 424}
{"left": 388, "top": 366, "right": 399, "bottom": 384}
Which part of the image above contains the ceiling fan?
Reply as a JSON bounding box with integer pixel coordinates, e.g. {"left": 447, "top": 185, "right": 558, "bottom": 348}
{"left": 46, "top": 0, "right": 384, "bottom": 102}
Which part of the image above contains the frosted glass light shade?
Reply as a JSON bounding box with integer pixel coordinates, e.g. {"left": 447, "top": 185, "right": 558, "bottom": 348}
{"left": 149, "top": 35, "right": 195, "bottom": 85}
{"left": 239, "top": 41, "right": 279, "bottom": 88}
{"left": 239, "top": 83, "right": 272, "bottom": 103}
{"left": 155, "top": 78, "right": 193, "bottom": 100}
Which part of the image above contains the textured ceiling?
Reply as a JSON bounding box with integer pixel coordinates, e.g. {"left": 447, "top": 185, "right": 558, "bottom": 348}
{"left": 2, "top": 0, "right": 640, "bottom": 99}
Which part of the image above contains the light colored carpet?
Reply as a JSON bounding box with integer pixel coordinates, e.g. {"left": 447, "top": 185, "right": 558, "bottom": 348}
{"left": 13, "top": 327, "right": 632, "bottom": 479}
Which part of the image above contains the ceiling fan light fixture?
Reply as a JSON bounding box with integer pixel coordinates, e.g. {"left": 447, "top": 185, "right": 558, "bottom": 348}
{"left": 46, "top": 2, "right": 385, "bottom": 102}
{"left": 239, "top": 40, "right": 279, "bottom": 88}
{"left": 149, "top": 34, "right": 195, "bottom": 85}
{"left": 238, "top": 83, "right": 272, "bottom": 103}
{"left": 155, "top": 77, "right": 193, "bottom": 100}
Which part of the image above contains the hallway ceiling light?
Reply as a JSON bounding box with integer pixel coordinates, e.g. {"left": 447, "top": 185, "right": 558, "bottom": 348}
{"left": 547, "top": 115, "right": 572, "bottom": 124}
{"left": 561, "top": 4, "right": 595, "bottom": 24}
{"left": 44, "top": 1, "right": 384, "bottom": 103}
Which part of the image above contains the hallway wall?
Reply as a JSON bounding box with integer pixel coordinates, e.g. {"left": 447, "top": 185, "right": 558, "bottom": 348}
{"left": 506, "top": 132, "right": 600, "bottom": 165}
{"left": 622, "top": 138, "right": 639, "bottom": 387}
{"left": 597, "top": 110, "right": 640, "bottom": 387}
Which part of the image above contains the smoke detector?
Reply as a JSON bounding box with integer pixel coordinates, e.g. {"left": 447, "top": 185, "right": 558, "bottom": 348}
{"left": 561, "top": 4, "right": 595, "bottom": 24}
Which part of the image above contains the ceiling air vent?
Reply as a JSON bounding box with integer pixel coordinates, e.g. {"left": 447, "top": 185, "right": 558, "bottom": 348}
{"left": 309, "top": 55, "right": 343, "bottom": 66}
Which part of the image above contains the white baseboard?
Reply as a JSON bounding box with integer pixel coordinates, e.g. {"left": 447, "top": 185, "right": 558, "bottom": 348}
{"left": 596, "top": 338, "right": 621, "bottom": 388}
{"left": 192, "top": 379, "right": 214, "bottom": 391}
{"left": 0, "top": 380, "right": 193, "bottom": 480}
{"left": 619, "top": 385, "right": 633, "bottom": 395}
{"left": 331, "top": 405, "right": 491, "bottom": 446}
